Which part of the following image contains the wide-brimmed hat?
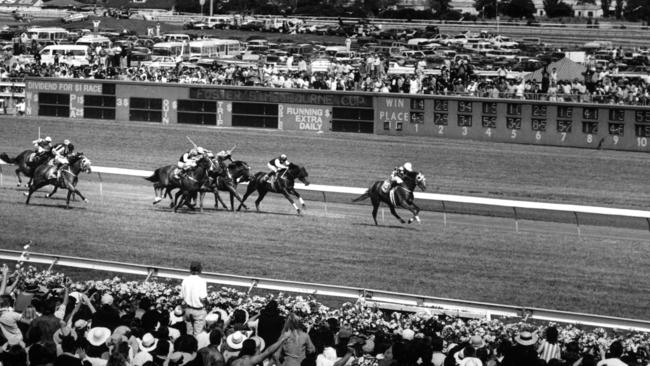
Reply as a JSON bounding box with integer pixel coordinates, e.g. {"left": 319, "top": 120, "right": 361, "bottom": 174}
{"left": 205, "top": 312, "right": 220, "bottom": 323}
{"left": 250, "top": 335, "right": 265, "bottom": 352}
{"left": 470, "top": 335, "right": 485, "bottom": 348}
{"left": 138, "top": 333, "right": 159, "bottom": 352}
{"left": 101, "top": 294, "right": 114, "bottom": 305}
{"left": 86, "top": 327, "right": 111, "bottom": 346}
{"left": 402, "top": 329, "right": 415, "bottom": 341}
{"left": 515, "top": 331, "right": 539, "bottom": 346}
{"left": 226, "top": 331, "right": 247, "bottom": 350}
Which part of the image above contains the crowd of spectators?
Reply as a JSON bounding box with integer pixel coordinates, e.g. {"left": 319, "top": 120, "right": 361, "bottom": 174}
{"left": 0, "top": 258, "right": 648, "bottom": 366}
{"left": 2, "top": 43, "right": 650, "bottom": 106}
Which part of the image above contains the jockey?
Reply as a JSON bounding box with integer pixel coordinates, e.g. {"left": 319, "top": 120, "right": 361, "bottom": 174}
{"left": 215, "top": 149, "right": 232, "bottom": 176}
{"left": 175, "top": 147, "right": 206, "bottom": 179}
{"left": 390, "top": 162, "right": 413, "bottom": 187}
{"left": 50, "top": 139, "right": 73, "bottom": 180}
{"left": 31, "top": 136, "right": 52, "bottom": 163}
{"left": 264, "top": 154, "right": 289, "bottom": 181}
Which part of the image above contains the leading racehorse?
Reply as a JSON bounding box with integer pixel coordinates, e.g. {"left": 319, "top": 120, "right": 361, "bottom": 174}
{"left": 353, "top": 172, "right": 426, "bottom": 225}
{"left": 1, "top": 150, "right": 49, "bottom": 187}
{"left": 237, "top": 163, "right": 310, "bottom": 215}
{"left": 173, "top": 155, "right": 215, "bottom": 213}
{"left": 25, "top": 152, "right": 92, "bottom": 209}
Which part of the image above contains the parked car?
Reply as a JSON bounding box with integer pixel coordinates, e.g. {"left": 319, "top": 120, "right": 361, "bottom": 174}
{"left": 183, "top": 19, "right": 209, "bottom": 30}
{"left": 61, "top": 12, "right": 90, "bottom": 24}
{"left": 239, "top": 20, "right": 265, "bottom": 32}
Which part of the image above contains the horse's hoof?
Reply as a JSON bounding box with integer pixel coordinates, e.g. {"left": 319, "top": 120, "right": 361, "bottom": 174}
{"left": 302, "top": 204, "right": 307, "bottom": 209}
{"left": 83, "top": 199, "right": 89, "bottom": 203}
{"left": 297, "top": 209, "right": 302, "bottom": 216}
{"left": 22, "top": 192, "right": 28, "bottom": 196}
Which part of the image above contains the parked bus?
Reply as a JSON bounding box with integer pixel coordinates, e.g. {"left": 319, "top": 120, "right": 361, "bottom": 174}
{"left": 39, "top": 45, "right": 90, "bottom": 67}
{"left": 152, "top": 41, "right": 190, "bottom": 61}
{"left": 75, "top": 35, "right": 112, "bottom": 49}
{"left": 24, "top": 27, "right": 69, "bottom": 43}
{"left": 189, "top": 39, "right": 242, "bottom": 60}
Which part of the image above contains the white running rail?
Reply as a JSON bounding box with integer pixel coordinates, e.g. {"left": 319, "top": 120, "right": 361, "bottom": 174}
{"left": 0, "top": 249, "right": 647, "bottom": 332}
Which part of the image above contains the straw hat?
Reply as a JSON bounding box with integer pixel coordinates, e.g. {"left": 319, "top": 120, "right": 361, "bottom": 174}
{"left": 226, "top": 331, "right": 247, "bottom": 350}
{"left": 515, "top": 331, "right": 539, "bottom": 346}
{"left": 86, "top": 327, "right": 111, "bottom": 346}
{"left": 137, "top": 333, "right": 159, "bottom": 352}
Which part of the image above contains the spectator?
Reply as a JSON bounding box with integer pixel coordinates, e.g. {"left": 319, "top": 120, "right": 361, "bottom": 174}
{"left": 596, "top": 340, "right": 627, "bottom": 366}
{"left": 92, "top": 294, "right": 120, "bottom": 331}
{"left": 27, "top": 299, "right": 59, "bottom": 343}
{"left": 280, "top": 313, "right": 315, "bottom": 366}
{"left": 537, "top": 326, "right": 561, "bottom": 363}
{"left": 197, "top": 328, "right": 225, "bottom": 366}
{"left": 54, "top": 335, "right": 83, "bottom": 366}
{"left": 181, "top": 261, "right": 207, "bottom": 338}
{"left": 501, "top": 331, "right": 539, "bottom": 366}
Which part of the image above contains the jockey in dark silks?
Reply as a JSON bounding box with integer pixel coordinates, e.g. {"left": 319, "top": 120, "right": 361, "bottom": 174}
{"left": 30, "top": 136, "right": 52, "bottom": 166}
{"left": 176, "top": 146, "right": 210, "bottom": 179}
{"left": 51, "top": 139, "right": 74, "bottom": 180}
{"left": 383, "top": 162, "right": 414, "bottom": 193}
{"left": 264, "top": 154, "right": 290, "bottom": 182}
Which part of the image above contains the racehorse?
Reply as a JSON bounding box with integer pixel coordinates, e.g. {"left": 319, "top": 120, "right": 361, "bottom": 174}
{"left": 144, "top": 164, "right": 180, "bottom": 206}
{"left": 25, "top": 152, "right": 92, "bottom": 209}
{"left": 352, "top": 172, "right": 426, "bottom": 225}
{"left": 0, "top": 150, "right": 49, "bottom": 187}
{"left": 173, "top": 155, "right": 215, "bottom": 213}
{"left": 206, "top": 160, "right": 254, "bottom": 211}
{"left": 237, "top": 163, "right": 310, "bottom": 215}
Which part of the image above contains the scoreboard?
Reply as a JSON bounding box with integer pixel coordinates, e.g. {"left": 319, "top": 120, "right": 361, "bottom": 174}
{"left": 24, "top": 77, "right": 650, "bottom": 152}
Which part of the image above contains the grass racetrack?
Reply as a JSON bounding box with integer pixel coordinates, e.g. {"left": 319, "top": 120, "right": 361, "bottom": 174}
{"left": 0, "top": 116, "right": 649, "bottom": 320}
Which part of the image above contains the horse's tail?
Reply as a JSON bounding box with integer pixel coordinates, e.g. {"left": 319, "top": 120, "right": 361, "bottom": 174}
{"left": 0, "top": 152, "right": 16, "bottom": 164}
{"left": 352, "top": 190, "right": 370, "bottom": 202}
{"left": 144, "top": 169, "right": 159, "bottom": 183}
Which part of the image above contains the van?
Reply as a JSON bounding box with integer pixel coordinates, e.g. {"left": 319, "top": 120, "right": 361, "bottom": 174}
{"left": 76, "top": 35, "right": 112, "bottom": 49}
{"left": 164, "top": 34, "right": 191, "bottom": 43}
{"left": 24, "top": 27, "right": 69, "bottom": 44}
{"left": 40, "top": 45, "right": 90, "bottom": 66}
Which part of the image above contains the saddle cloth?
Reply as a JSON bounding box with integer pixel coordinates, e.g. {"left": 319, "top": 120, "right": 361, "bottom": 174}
{"left": 381, "top": 180, "right": 391, "bottom": 194}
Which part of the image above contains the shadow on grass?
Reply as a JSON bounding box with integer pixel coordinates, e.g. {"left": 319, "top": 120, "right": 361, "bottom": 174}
{"left": 352, "top": 222, "right": 409, "bottom": 230}
{"left": 24, "top": 202, "right": 88, "bottom": 210}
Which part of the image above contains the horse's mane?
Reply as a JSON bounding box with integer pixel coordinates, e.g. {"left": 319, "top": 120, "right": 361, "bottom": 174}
{"left": 229, "top": 160, "right": 247, "bottom": 169}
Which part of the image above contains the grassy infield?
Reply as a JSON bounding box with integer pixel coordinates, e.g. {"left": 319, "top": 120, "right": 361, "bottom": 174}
{"left": 0, "top": 117, "right": 649, "bottom": 320}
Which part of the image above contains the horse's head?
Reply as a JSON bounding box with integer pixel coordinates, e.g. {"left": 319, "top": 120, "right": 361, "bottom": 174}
{"left": 229, "top": 161, "right": 253, "bottom": 182}
{"left": 415, "top": 172, "right": 426, "bottom": 191}
{"left": 288, "top": 163, "right": 310, "bottom": 186}
{"left": 70, "top": 153, "right": 92, "bottom": 174}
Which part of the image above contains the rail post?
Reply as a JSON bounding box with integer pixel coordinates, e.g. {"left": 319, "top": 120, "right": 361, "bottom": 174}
{"left": 441, "top": 201, "right": 447, "bottom": 227}
{"left": 322, "top": 191, "right": 327, "bottom": 217}
{"left": 513, "top": 207, "right": 519, "bottom": 233}
{"left": 97, "top": 172, "right": 103, "bottom": 203}
{"left": 574, "top": 212, "right": 581, "bottom": 237}
{"left": 0, "top": 164, "right": 3, "bottom": 186}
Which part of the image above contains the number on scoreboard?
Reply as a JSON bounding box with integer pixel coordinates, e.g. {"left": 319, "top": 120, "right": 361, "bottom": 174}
{"left": 608, "top": 123, "right": 624, "bottom": 136}
{"left": 458, "top": 100, "right": 472, "bottom": 114}
{"left": 582, "top": 121, "right": 599, "bottom": 134}
{"left": 557, "top": 120, "right": 572, "bottom": 133}
{"left": 482, "top": 102, "right": 497, "bottom": 115}
{"left": 532, "top": 119, "right": 547, "bottom": 131}
{"left": 434, "top": 113, "right": 448, "bottom": 126}
{"left": 411, "top": 99, "right": 424, "bottom": 110}
{"left": 532, "top": 105, "right": 547, "bottom": 117}
{"left": 635, "top": 124, "right": 650, "bottom": 137}
{"left": 609, "top": 109, "right": 624, "bottom": 122}
{"left": 457, "top": 115, "right": 472, "bottom": 127}
{"left": 582, "top": 107, "right": 599, "bottom": 121}
{"left": 506, "top": 117, "right": 521, "bottom": 130}
{"left": 434, "top": 100, "right": 448, "bottom": 112}
{"left": 635, "top": 111, "right": 650, "bottom": 123}
{"left": 481, "top": 116, "right": 497, "bottom": 128}
{"left": 410, "top": 112, "right": 424, "bottom": 124}
{"left": 557, "top": 106, "right": 572, "bottom": 119}
{"left": 506, "top": 103, "right": 522, "bottom": 116}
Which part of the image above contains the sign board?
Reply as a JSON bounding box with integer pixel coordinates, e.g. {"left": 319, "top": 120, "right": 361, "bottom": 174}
{"left": 189, "top": 88, "right": 372, "bottom": 108}
{"left": 278, "top": 104, "right": 331, "bottom": 131}
{"left": 0, "top": 0, "right": 37, "bottom": 6}
{"left": 26, "top": 81, "right": 104, "bottom": 95}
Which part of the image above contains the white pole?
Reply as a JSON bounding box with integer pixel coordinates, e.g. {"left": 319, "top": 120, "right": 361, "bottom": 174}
{"left": 322, "top": 191, "right": 327, "bottom": 217}
{"left": 97, "top": 172, "right": 103, "bottom": 203}
{"left": 496, "top": 0, "right": 500, "bottom": 35}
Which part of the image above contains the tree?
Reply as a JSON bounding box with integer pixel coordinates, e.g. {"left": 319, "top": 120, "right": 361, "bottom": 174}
{"left": 614, "top": 0, "right": 624, "bottom": 18}
{"left": 601, "top": 0, "right": 611, "bottom": 17}
{"left": 544, "top": 0, "right": 573, "bottom": 17}
{"left": 474, "top": 0, "right": 497, "bottom": 18}
{"left": 624, "top": 0, "right": 650, "bottom": 22}
{"left": 503, "top": 0, "right": 536, "bottom": 18}
{"left": 430, "top": 0, "right": 453, "bottom": 16}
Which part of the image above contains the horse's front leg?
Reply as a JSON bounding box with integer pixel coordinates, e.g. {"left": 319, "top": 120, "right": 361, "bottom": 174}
{"left": 281, "top": 189, "right": 300, "bottom": 215}
{"left": 290, "top": 187, "right": 306, "bottom": 209}
{"left": 388, "top": 204, "right": 406, "bottom": 224}
{"left": 46, "top": 185, "right": 58, "bottom": 198}
{"left": 226, "top": 184, "right": 247, "bottom": 210}
{"left": 14, "top": 169, "right": 22, "bottom": 187}
{"left": 212, "top": 188, "right": 228, "bottom": 210}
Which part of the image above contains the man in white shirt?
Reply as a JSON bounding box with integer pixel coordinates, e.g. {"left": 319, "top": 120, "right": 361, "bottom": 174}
{"left": 181, "top": 261, "right": 208, "bottom": 338}
{"left": 596, "top": 341, "right": 628, "bottom": 366}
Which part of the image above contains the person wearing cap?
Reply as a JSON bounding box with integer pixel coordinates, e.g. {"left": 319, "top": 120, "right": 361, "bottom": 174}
{"left": 181, "top": 261, "right": 207, "bottom": 338}
{"left": 264, "top": 154, "right": 290, "bottom": 183}
{"left": 386, "top": 162, "right": 415, "bottom": 192}
{"left": 50, "top": 139, "right": 75, "bottom": 180}
{"left": 501, "top": 330, "right": 540, "bottom": 366}
{"left": 30, "top": 136, "right": 52, "bottom": 165}
{"left": 175, "top": 146, "right": 205, "bottom": 181}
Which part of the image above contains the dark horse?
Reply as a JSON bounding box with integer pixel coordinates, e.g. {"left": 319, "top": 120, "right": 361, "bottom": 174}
{"left": 144, "top": 164, "right": 180, "bottom": 206}
{"left": 25, "top": 153, "right": 92, "bottom": 209}
{"left": 237, "top": 163, "right": 310, "bottom": 215}
{"left": 1, "top": 150, "right": 50, "bottom": 187}
{"left": 205, "top": 160, "right": 254, "bottom": 211}
{"left": 173, "top": 155, "right": 215, "bottom": 213}
{"left": 353, "top": 172, "right": 426, "bottom": 225}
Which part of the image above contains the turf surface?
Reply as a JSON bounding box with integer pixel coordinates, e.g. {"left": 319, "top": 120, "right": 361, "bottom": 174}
{"left": 0, "top": 116, "right": 649, "bottom": 320}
